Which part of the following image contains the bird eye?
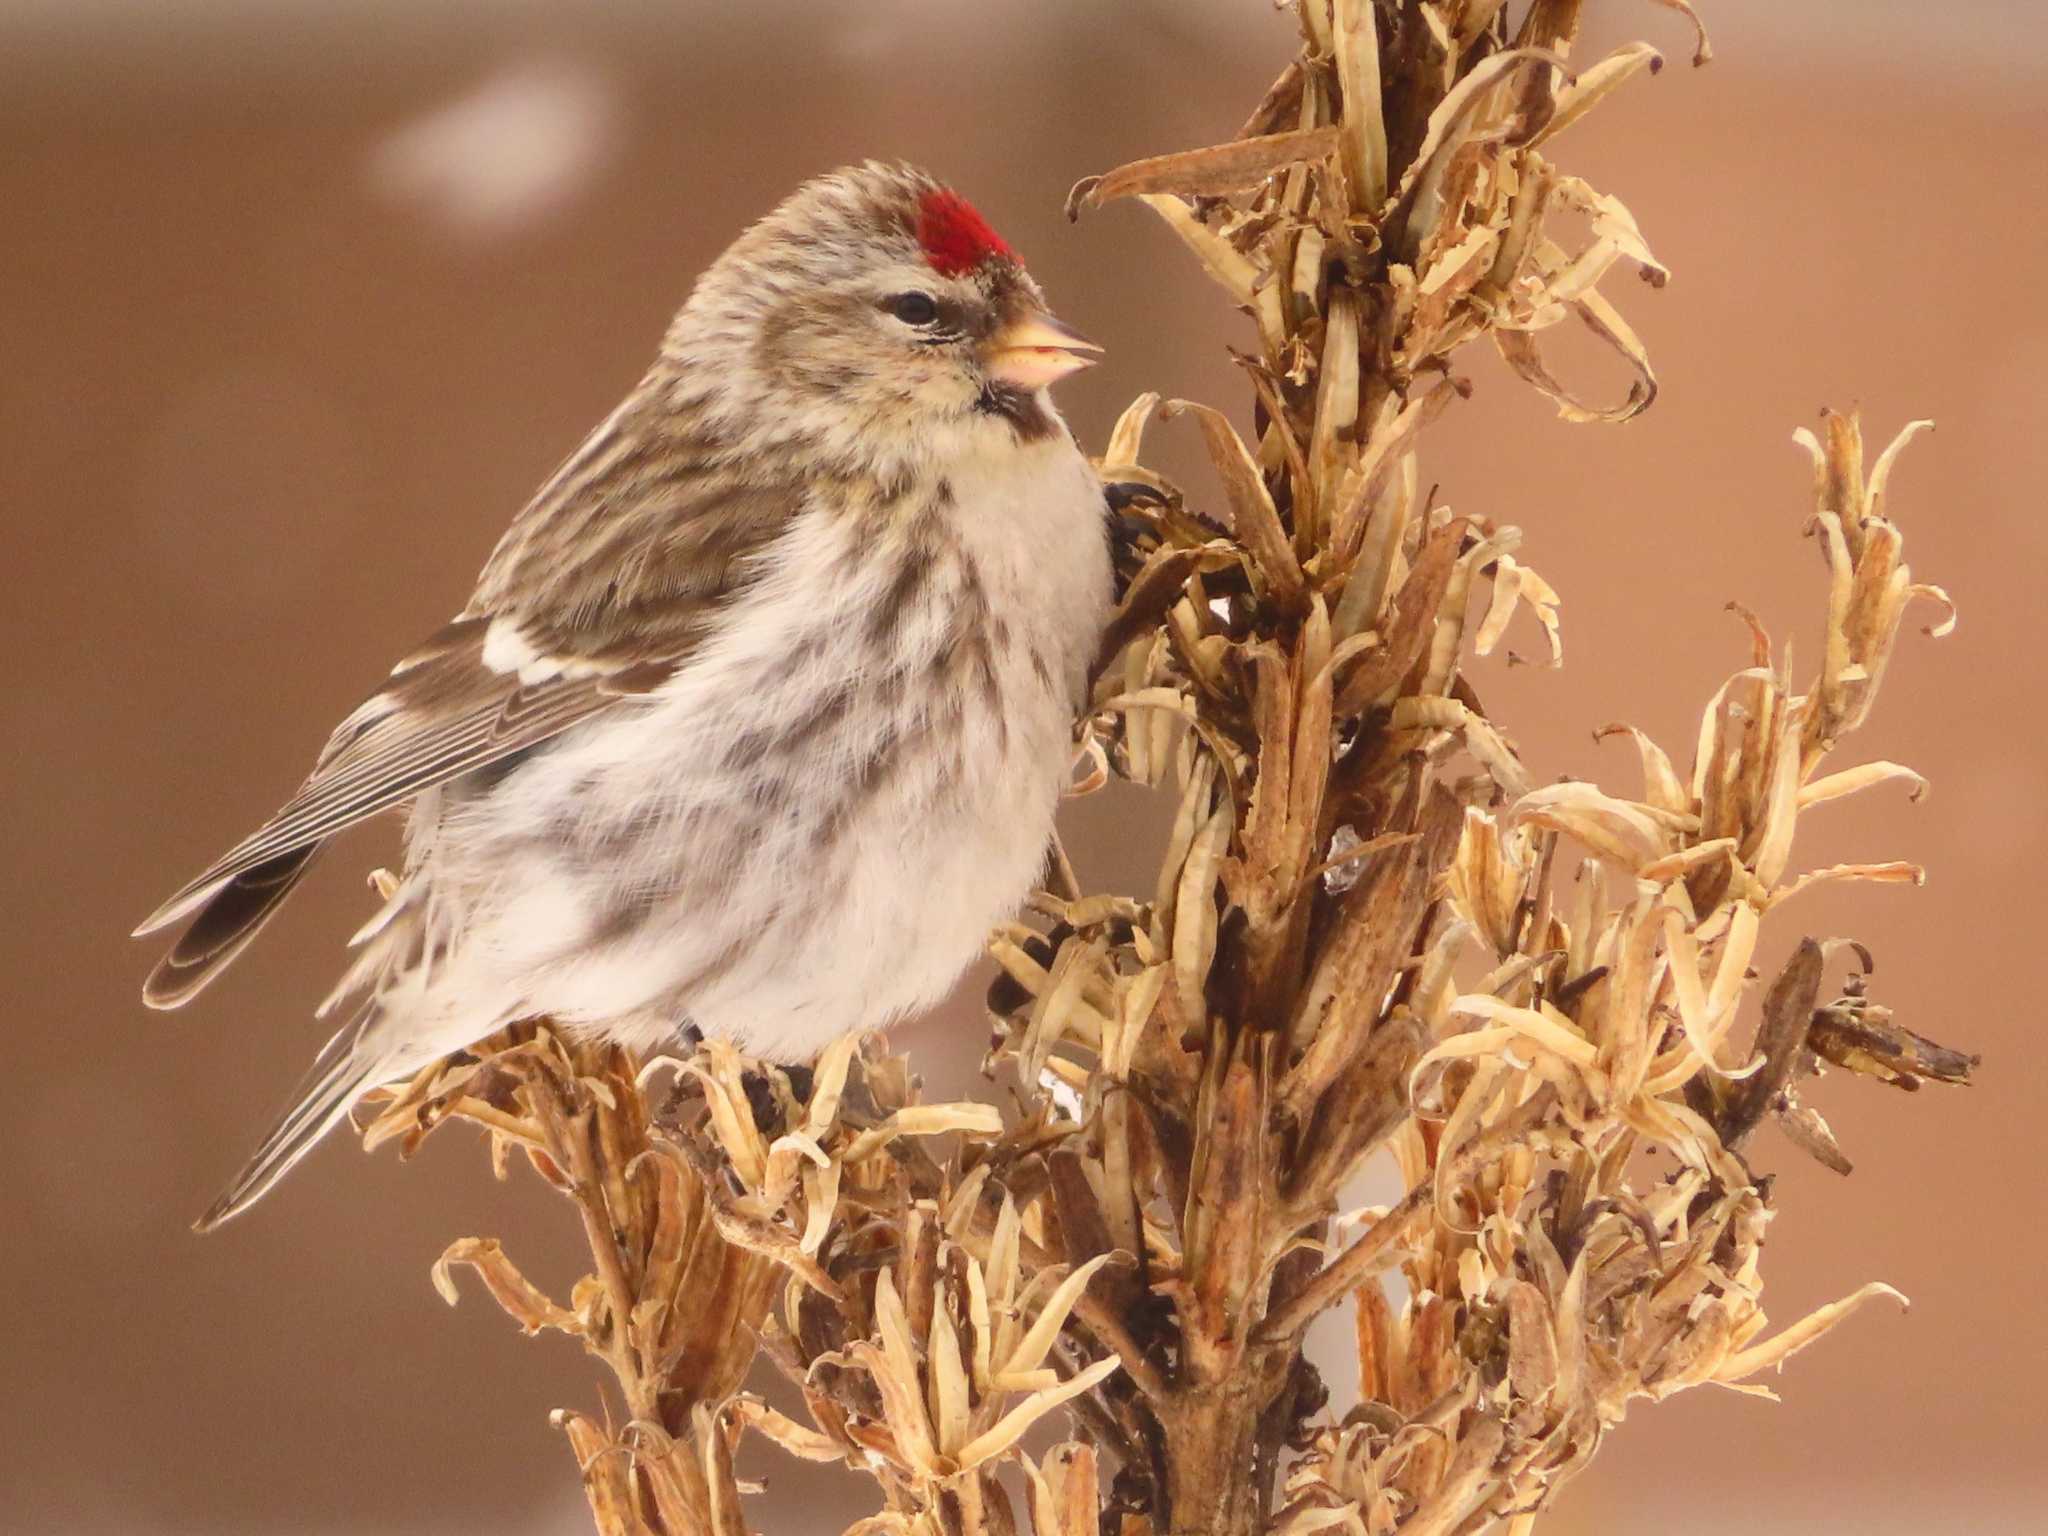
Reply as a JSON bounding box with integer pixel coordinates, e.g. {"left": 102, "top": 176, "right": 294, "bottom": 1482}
{"left": 887, "top": 292, "right": 940, "bottom": 326}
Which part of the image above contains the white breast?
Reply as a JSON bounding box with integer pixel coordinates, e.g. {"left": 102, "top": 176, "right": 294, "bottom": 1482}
{"left": 411, "top": 425, "right": 1111, "bottom": 1062}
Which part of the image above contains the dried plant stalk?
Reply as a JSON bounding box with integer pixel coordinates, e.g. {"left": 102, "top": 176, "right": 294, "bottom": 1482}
{"left": 364, "top": 6, "right": 1974, "bottom": 1534}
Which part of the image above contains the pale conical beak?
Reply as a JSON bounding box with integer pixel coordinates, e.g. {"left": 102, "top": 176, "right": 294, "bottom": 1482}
{"left": 985, "top": 309, "right": 1103, "bottom": 391}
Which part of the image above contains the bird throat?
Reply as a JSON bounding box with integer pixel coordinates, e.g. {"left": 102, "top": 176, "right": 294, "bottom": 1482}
{"left": 973, "top": 382, "right": 1058, "bottom": 443}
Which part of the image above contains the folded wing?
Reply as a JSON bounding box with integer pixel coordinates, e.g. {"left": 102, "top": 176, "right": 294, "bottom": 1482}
{"left": 135, "top": 624, "right": 674, "bottom": 1005}
{"left": 135, "top": 405, "right": 806, "bottom": 1007}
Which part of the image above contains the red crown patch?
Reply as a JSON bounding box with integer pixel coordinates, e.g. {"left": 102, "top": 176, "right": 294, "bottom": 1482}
{"left": 916, "top": 189, "right": 1016, "bottom": 277}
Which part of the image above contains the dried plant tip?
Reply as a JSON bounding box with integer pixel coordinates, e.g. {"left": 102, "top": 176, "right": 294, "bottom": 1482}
{"left": 1648, "top": 0, "right": 1714, "bottom": 65}
{"left": 432, "top": 1236, "right": 581, "bottom": 1334}
{"left": 1068, "top": 128, "right": 1342, "bottom": 217}
{"left": 1715, "top": 1283, "right": 1909, "bottom": 1384}
{"left": 1808, "top": 1004, "right": 1979, "bottom": 1091}
{"left": 1719, "top": 938, "right": 1824, "bottom": 1149}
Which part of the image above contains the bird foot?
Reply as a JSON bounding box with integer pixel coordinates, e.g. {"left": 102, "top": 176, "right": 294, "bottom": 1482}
{"left": 740, "top": 1063, "right": 815, "bottom": 1134}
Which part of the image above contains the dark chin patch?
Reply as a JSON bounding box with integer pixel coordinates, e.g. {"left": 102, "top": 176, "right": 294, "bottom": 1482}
{"left": 974, "top": 382, "right": 1058, "bottom": 442}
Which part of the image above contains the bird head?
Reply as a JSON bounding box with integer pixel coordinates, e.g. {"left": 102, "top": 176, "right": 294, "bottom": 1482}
{"left": 661, "top": 163, "right": 1101, "bottom": 462}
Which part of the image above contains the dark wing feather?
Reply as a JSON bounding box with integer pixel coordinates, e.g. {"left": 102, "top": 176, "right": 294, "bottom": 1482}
{"left": 135, "top": 651, "right": 648, "bottom": 943}
{"left": 142, "top": 846, "right": 320, "bottom": 1008}
{"left": 136, "top": 385, "right": 806, "bottom": 1003}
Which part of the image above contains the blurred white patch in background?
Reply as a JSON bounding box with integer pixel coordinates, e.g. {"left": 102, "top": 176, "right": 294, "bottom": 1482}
{"left": 369, "top": 57, "right": 620, "bottom": 237}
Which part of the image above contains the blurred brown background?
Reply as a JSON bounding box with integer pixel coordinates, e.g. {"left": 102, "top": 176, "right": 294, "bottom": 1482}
{"left": 3, "top": 2, "right": 2041, "bottom": 1531}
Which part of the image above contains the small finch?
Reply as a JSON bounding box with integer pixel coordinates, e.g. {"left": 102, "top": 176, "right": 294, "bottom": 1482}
{"left": 135, "top": 162, "right": 1111, "bottom": 1228}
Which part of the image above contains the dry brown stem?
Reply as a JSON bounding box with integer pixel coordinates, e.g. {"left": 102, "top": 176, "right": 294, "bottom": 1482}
{"left": 364, "top": 6, "right": 1974, "bottom": 1533}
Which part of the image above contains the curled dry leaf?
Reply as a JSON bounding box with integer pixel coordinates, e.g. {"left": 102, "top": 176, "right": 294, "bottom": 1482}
{"left": 1808, "top": 997, "right": 1979, "bottom": 1091}
{"left": 1067, "top": 127, "right": 1343, "bottom": 217}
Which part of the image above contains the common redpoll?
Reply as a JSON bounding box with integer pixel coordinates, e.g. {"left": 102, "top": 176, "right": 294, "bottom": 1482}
{"left": 135, "top": 162, "right": 1111, "bottom": 1229}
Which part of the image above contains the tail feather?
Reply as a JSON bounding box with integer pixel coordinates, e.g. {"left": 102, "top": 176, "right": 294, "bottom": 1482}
{"left": 195, "top": 1006, "right": 389, "bottom": 1231}
{"left": 142, "top": 846, "right": 321, "bottom": 1010}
